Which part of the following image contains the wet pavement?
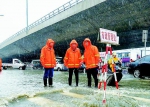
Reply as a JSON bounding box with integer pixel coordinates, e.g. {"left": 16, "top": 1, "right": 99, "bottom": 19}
{"left": 0, "top": 69, "right": 150, "bottom": 107}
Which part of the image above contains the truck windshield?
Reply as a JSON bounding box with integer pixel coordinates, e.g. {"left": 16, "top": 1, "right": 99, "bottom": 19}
{"left": 15, "top": 60, "right": 23, "bottom": 64}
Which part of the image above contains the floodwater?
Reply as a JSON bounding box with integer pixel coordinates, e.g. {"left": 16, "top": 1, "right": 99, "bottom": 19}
{"left": 0, "top": 69, "right": 150, "bottom": 107}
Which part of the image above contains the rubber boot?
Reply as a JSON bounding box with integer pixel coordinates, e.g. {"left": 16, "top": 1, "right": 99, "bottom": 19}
{"left": 95, "top": 79, "right": 98, "bottom": 88}
{"left": 76, "top": 78, "right": 78, "bottom": 87}
{"left": 43, "top": 79, "right": 47, "bottom": 87}
{"left": 75, "top": 82, "right": 78, "bottom": 87}
{"left": 88, "top": 79, "right": 91, "bottom": 87}
{"left": 68, "top": 78, "right": 72, "bottom": 86}
{"left": 49, "top": 78, "right": 53, "bottom": 87}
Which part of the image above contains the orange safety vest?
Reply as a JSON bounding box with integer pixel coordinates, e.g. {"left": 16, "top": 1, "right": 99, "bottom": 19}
{"left": 83, "top": 38, "right": 100, "bottom": 69}
{"left": 40, "top": 39, "right": 56, "bottom": 68}
{"left": 64, "top": 40, "right": 82, "bottom": 68}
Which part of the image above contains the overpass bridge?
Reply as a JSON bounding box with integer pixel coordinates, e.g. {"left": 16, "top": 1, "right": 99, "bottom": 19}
{"left": 0, "top": 0, "right": 150, "bottom": 62}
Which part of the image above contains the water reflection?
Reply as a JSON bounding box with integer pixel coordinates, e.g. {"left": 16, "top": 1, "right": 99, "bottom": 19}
{"left": 0, "top": 70, "right": 43, "bottom": 98}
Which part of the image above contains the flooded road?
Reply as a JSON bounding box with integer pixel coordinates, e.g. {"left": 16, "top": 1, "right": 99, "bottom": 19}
{"left": 0, "top": 69, "right": 150, "bottom": 107}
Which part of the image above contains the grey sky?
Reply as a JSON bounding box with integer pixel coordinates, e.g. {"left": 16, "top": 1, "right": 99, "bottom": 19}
{"left": 0, "top": 0, "right": 70, "bottom": 43}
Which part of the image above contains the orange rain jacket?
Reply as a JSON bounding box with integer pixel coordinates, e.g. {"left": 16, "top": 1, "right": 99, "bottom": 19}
{"left": 40, "top": 39, "right": 56, "bottom": 68}
{"left": 83, "top": 38, "right": 100, "bottom": 69}
{"left": 64, "top": 40, "right": 82, "bottom": 68}
{"left": 0, "top": 58, "right": 2, "bottom": 71}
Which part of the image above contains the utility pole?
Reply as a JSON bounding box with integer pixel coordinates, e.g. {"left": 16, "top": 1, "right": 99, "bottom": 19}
{"left": 26, "top": 0, "right": 28, "bottom": 33}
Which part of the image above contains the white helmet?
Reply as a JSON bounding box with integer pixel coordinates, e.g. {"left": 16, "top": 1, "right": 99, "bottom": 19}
{"left": 112, "top": 52, "right": 117, "bottom": 56}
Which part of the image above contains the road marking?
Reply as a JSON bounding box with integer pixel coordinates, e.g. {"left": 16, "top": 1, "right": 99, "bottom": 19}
{"left": 61, "top": 91, "right": 84, "bottom": 99}
{"left": 28, "top": 97, "right": 68, "bottom": 107}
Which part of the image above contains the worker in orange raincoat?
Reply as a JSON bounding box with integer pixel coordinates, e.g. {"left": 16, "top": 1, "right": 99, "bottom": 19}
{"left": 40, "top": 39, "right": 56, "bottom": 87}
{"left": 64, "top": 39, "right": 82, "bottom": 86}
{"left": 0, "top": 58, "right": 2, "bottom": 72}
{"left": 83, "top": 38, "right": 100, "bottom": 88}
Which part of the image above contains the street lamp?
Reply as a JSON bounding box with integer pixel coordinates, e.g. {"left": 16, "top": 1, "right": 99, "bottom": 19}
{"left": 26, "top": 0, "right": 28, "bottom": 34}
{"left": 26, "top": 0, "right": 28, "bottom": 28}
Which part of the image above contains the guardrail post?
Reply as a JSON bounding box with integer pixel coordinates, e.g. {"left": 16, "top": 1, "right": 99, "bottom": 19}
{"left": 58, "top": 8, "right": 59, "bottom": 13}
{"left": 69, "top": 1, "right": 71, "bottom": 7}
{"left": 63, "top": 5, "right": 65, "bottom": 11}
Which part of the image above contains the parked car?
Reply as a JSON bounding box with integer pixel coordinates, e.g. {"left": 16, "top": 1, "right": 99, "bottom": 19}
{"left": 31, "top": 59, "right": 43, "bottom": 70}
{"left": 78, "top": 63, "right": 86, "bottom": 73}
{"left": 56, "top": 57, "right": 63, "bottom": 62}
{"left": 54, "top": 60, "right": 64, "bottom": 71}
{"left": 128, "top": 55, "right": 150, "bottom": 78}
{"left": 62, "top": 65, "right": 68, "bottom": 71}
{"left": 62, "top": 63, "right": 86, "bottom": 73}
{"left": 24, "top": 62, "right": 32, "bottom": 68}
{"left": 54, "top": 60, "right": 68, "bottom": 71}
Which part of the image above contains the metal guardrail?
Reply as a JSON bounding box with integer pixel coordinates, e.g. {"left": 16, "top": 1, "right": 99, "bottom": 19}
{"left": 1, "top": 0, "right": 84, "bottom": 45}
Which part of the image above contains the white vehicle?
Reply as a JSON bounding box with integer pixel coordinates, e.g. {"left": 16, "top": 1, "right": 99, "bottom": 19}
{"left": 2, "top": 58, "right": 26, "bottom": 70}
{"left": 30, "top": 59, "right": 65, "bottom": 71}
{"left": 54, "top": 60, "right": 64, "bottom": 71}
{"left": 56, "top": 57, "right": 63, "bottom": 62}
